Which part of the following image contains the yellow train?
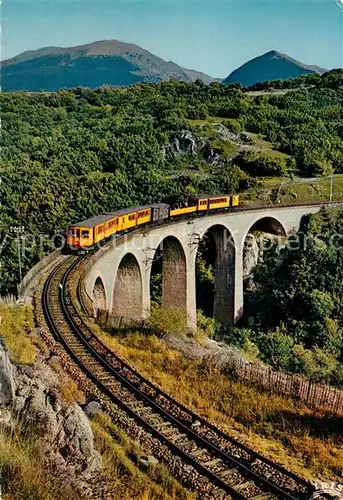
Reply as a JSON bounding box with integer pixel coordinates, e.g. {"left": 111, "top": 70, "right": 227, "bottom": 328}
{"left": 67, "top": 194, "right": 239, "bottom": 250}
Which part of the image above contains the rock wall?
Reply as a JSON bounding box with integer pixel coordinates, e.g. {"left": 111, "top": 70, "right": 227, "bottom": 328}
{"left": 243, "top": 234, "right": 260, "bottom": 278}
{"left": 0, "top": 341, "right": 104, "bottom": 498}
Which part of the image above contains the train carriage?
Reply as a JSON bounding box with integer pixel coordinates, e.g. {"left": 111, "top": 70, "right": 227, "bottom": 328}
{"left": 66, "top": 197, "right": 239, "bottom": 252}
{"left": 208, "top": 195, "right": 231, "bottom": 210}
{"left": 195, "top": 196, "right": 209, "bottom": 211}
{"left": 170, "top": 205, "right": 197, "bottom": 217}
{"left": 67, "top": 214, "right": 116, "bottom": 249}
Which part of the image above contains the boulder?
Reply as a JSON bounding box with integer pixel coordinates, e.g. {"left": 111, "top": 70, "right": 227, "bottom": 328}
{"left": 139, "top": 454, "right": 159, "bottom": 468}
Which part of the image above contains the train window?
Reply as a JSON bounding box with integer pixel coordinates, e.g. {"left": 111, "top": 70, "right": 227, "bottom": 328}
{"left": 76, "top": 229, "right": 80, "bottom": 238}
{"left": 82, "top": 230, "right": 89, "bottom": 239}
{"left": 68, "top": 229, "right": 73, "bottom": 236}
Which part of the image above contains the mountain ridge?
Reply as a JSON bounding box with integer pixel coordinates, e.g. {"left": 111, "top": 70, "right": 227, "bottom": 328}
{"left": 2, "top": 39, "right": 217, "bottom": 91}
{"left": 2, "top": 41, "right": 329, "bottom": 92}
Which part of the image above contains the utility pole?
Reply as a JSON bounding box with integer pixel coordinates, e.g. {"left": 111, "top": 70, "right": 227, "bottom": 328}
{"left": 276, "top": 178, "right": 291, "bottom": 203}
{"left": 329, "top": 172, "right": 334, "bottom": 203}
{"left": 10, "top": 225, "right": 25, "bottom": 283}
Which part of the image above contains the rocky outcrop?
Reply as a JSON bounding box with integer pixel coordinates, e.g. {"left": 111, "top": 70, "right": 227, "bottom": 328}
{"left": 0, "top": 340, "right": 14, "bottom": 423}
{"left": 243, "top": 232, "right": 287, "bottom": 288}
{"left": 243, "top": 234, "right": 260, "bottom": 278}
{"left": 171, "top": 130, "right": 199, "bottom": 156}
{"left": 0, "top": 341, "right": 103, "bottom": 496}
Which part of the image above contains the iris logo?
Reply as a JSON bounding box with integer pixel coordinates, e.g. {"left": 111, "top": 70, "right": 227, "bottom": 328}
{"left": 333, "top": 0, "right": 343, "bottom": 10}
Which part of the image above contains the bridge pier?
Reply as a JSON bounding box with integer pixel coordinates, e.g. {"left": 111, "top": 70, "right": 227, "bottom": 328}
{"left": 233, "top": 245, "right": 244, "bottom": 323}
{"left": 212, "top": 227, "right": 236, "bottom": 326}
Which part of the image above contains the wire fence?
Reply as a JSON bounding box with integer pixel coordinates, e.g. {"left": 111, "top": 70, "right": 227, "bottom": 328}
{"left": 221, "top": 356, "right": 343, "bottom": 416}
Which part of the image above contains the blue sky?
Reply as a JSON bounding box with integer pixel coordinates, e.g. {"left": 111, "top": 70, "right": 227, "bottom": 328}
{"left": 3, "top": 0, "right": 342, "bottom": 77}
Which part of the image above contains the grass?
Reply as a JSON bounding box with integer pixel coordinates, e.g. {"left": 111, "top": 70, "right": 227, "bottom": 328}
{"left": 0, "top": 425, "right": 77, "bottom": 500}
{"left": 48, "top": 357, "right": 85, "bottom": 405}
{"left": 186, "top": 116, "right": 226, "bottom": 127}
{"left": 241, "top": 174, "right": 343, "bottom": 205}
{"left": 91, "top": 412, "right": 194, "bottom": 500}
{"left": 0, "top": 301, "right": 38, "bottom": 365}
{"left": 95, "top": 329, "right": 343, "bottom": 484}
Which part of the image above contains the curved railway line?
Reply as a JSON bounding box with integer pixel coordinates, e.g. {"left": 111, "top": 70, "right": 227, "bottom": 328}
{"left": 42, "top": 255, "right": 317, "bottom": 500}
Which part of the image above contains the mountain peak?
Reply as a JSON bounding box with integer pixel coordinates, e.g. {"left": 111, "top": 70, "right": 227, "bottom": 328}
{"left": 265, "top": 50, "right": 282, "bottom": 57}
{"left": 2, "top": 39, "right": 217, "bottom": 91}
{"left": 223, "top": 50, "right": 326, "bottom": 87}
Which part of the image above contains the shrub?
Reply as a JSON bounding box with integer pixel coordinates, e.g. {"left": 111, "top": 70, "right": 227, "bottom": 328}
{"left": 148, "top": 306, "right": 189, "bottom": 337}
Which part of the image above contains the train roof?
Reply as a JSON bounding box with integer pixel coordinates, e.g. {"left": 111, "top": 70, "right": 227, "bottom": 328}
{"left": 69, "top": 214, "right": 114, "bottom": 228}
{"left": 69, "top": 203, "right": 170, "bottom": 228}
{"left": 106, "top": 203, "right": 169, "bottom": 217}
{"left": 193, "top": 194, "right": 233, "bottom": 200}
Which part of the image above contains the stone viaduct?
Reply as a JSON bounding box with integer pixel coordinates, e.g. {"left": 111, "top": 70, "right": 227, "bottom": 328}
{"left": 83, "top": 204, "right": 331, "bottom": 329}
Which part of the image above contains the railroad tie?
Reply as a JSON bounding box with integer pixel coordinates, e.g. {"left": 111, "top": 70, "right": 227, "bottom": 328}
{"left": 218, "top": 468, "right": 239, "bottom": 478}
{"left": 203, "top": 458, "right": 223, "bottom": 468}
{"left": 188, "top": 448, "right": 207, "bottom": 458}
{"left": 168, "top": 432, "right": 187, "bottom": 442}
{"left": 156, "top": 421, "right": 173, "bottom": 430}
{"left": 250, "top": 493, "right": 277, "bottom": 500}
{"left": 233, "top": 481, "right": 254, "bottom": 492}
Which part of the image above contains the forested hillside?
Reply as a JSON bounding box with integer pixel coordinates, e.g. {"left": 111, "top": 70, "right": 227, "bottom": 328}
{"left": 1, "top": 69, "right": 342, "bottom": 295}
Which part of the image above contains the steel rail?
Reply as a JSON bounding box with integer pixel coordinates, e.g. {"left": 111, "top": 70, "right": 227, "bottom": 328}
{"left": 42, "top": 256, "right": 315, "bottom": 499}
{"left": 76, "top": 270, "right": 313, "bottom": 490}
{"left": 43, "top": 257, "right": 248, "bottom": 498}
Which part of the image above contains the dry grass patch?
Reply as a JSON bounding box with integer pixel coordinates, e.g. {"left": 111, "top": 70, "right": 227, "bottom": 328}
{"left": 91, "top": 412, "right": 194, "bottom": 500}
{"left": 0, "top": 302, "right": 37, "bottom": 364}
{"left": 48, "top": 357, "right": 85, "bottom": 405}
{"left": 97, "top": 330, "right": 343, "bottom": 484}
{"left": 0, "top": 426, "right": 76, "bottom": 499}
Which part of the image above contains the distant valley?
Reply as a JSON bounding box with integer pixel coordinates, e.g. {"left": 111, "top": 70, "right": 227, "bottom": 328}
{"left": 2, "top": 40, "right": 328, "bottom": 91}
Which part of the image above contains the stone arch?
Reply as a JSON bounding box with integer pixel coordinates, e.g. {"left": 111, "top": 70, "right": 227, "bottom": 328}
{"left": 113, "top": 253, "right": 143, "bottom": 319}
{"left": 247, "top": 216, "right": 287, "bottom": 237}
{"left": 92, "top": 276, "right": 107, "bottom": 310}
{"left": 196, "top": 224, "right": 236, "bottom": 325}
{"left": 242, "top": 216, "right": 287, "bottom": 281}
{"left": 152, "top": 235, "right": 187, "bottom": 313}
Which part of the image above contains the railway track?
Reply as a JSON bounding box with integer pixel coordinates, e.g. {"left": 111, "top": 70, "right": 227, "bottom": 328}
{"left": 42, "top": 255, "right": 316, "bottom": 500}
